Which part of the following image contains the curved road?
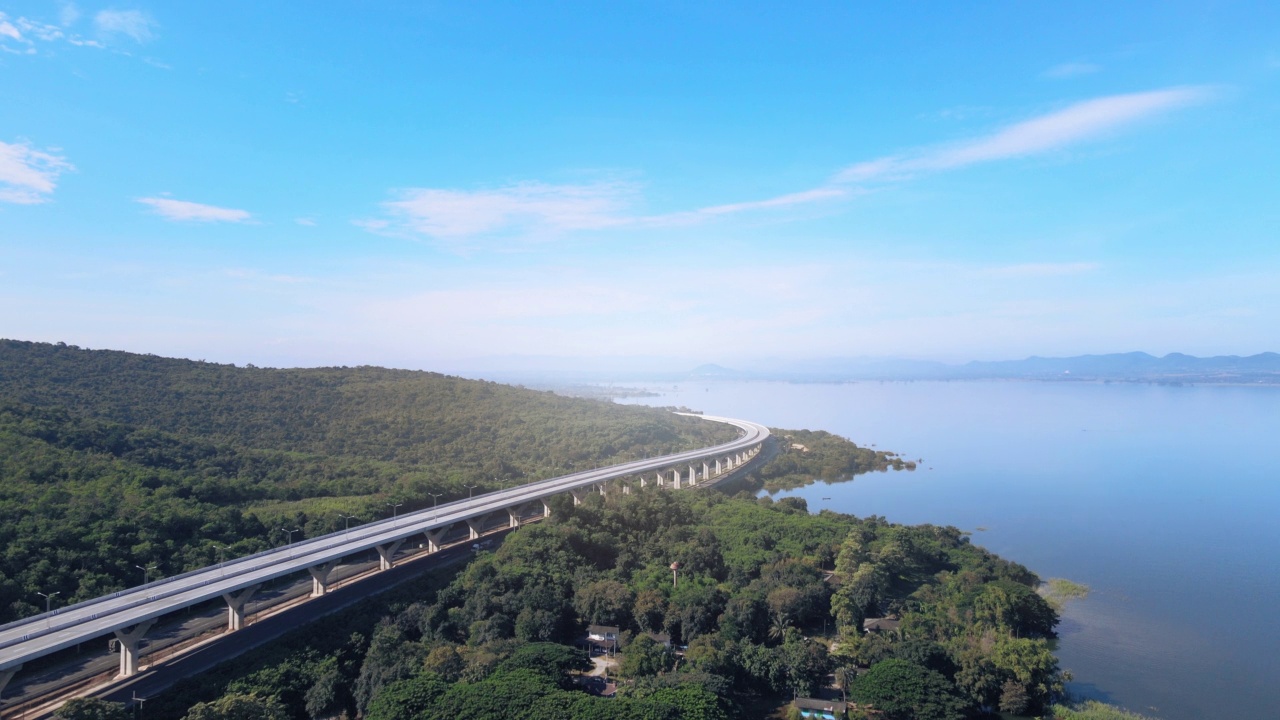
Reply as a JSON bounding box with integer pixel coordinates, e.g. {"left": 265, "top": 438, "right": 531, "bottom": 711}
{"left": 0, "top": 413, "right": 768, "bottom": 676}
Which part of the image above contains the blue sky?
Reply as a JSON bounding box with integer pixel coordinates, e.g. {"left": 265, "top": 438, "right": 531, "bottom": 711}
{"left": 2, "top": 2, "right": 1277, "bottom": 371}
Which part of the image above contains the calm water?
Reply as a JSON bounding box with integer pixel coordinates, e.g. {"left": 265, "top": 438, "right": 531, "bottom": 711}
{"left": 620, "top": 381, "right": 1280, "bottom": 720}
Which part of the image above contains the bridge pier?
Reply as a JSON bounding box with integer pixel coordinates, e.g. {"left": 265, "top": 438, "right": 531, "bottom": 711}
{"left": 309, "top": 560, "right": 339, "bottom": 597}
{"left": 223, "top": 585, "right": 260, "bottom": 632}
{"left": 114, "top": 620, "right": 154, "bottom": 677}
{"left": 622, "top": 483, "right": 631, "bottom": 495}
{"left": 376, "top": 540, "right": 405, "bottom": 570}
{"left": 0, "top": 663, "right": 21, "bottom": 699}
{"left": 542, "top": 499, "right": 552, "bottom": 517}
{"left": 672, "top": 469, "right": 682, "bottom": 489}
{"left": 465, "top": 518, "right": 482, "bottom": 540}
{"left": 425, "top": 527, "right": 449, "bottom": 553}
{"left": 571, "top": 488, "right": 589, "bottom": 505}
{"left": 688, "top": 464, "right": 697, "bottom": 486}
{"left": 716, "top": 458, "right": 723, "bottom": 475}
{"left": 506, "top": 506, "right": 522, "bottom": 528}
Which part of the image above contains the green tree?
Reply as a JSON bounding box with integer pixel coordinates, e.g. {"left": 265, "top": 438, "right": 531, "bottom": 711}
{"left": 619, "top": 634, "right": 675, "bottom": 677}
{"left": 422, "top": 644, "right": 466, "bottom": 683}
{"left": 363, "top": 673, "right": 449, "bottom": 720}
{"left": 850, "top": 659, "right": 967, "bottom": 720}
{"left": 182, "top": 693, "right": 288, "bottom": 720}
{"left": 573, "top": 579, "right": 634, "bottom": 627}
{"left": 52, "top": 698, "right": 129, "bottom": 720}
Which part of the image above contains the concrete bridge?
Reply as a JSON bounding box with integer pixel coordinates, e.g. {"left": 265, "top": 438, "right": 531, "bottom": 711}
{"left": 0, "top": 413, "right": 768, "bottom": 697}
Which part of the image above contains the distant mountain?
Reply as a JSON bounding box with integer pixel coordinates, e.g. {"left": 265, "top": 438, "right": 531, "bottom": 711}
{"left": 689, "top": 352, "right": 1280, "bottom": 384}
{"left": 951, "top": 352, "right": 1280, "bottom": 382}
{"left": 688, "top": 363, "right": 750, "bottom": 379}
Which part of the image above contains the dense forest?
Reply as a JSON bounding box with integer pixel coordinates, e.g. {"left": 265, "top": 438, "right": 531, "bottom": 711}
{"left": 5, "top": 339, "right": 1118, "bottom": 719}
{"left": 0, "top": 340, "right": 738, "bottom": 622}
{"left": 96, "top": 487, "right": 1073, "bottom": 720}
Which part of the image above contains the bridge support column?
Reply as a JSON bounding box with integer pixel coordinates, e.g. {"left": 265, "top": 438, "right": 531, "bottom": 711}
{"left": 114, "top": 620, "right": 154, "bottom": 677}
{"left": 376, "top": 540, "right": 405, "bottom": 570}
{"left": 689, "top": 464, "right": 697, "bottom": 485}
{"left": 571, "top": 489, "right": 588, "bottom": 505}
{"left": 309, "top": 560, "right": 339, "bottom": 597}
{"left": 672, "top": 469, "right": 682, "bottom": 489}
{"left": 465, "top": 518, "right": 482, "bottom": 540}
{"left": 506, "top": 506, "right": 522, "bottom": 528}
{"left": 703, "top": 461, "right": 710, "bottom": 480}
{"left": 622, "top": 483, "right": 631, "bottom": 495}
{"left": 542, "top": 499, "right": 552, "bottom": 517}
{"left": 0, "top": 664, "right": 21, "bottom": 700}
{"left": 716, "top": 458, "right": 723, "bottom": 475}
{"left": 425, "top": 527, "right": 449, "bottom": 553}
{"left": 223, "top": 585, "right": 260, "bottom": 632}
{"left": 597, "top": 483, "right": 606, "bottom": 496}
{"left": 639, "top": 476, "right": 647, "bottom": 488}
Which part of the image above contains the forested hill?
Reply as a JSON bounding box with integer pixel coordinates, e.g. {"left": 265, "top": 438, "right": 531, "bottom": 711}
{"left": 0, "top": 339, "right": 735, "bottom": 622}
{"left": 0, "top": 339, "right": 733, "bottom": 468}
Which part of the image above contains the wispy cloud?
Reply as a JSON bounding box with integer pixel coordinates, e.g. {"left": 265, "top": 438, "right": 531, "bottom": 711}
{"left": 94, "top": 9, "right": 155, "bottom": 43}
{"left": 375, "top": 182, "right": 636, "bottom": 240}
{"left": 137, "top": 197, "right": 253, "bottom": 223}
{"left": 834, "top": 87, "right": 1211, "bottom": 183}
{"left": 1043, "top": 62, "right": 1101, "bottom": 79}
{"left": 687, "top": 188, "right": 849, "bottom": 217}
{"left": 59, "top": 3, "right": 81, "bottom": 27}
{"left": 0, "top": 14, "right": 23, "bottom": 43}
{"left": 295, "top": 217, "right": 317, "bottom": 227}
{"left": 0, "top": 139, "right": 74, "bottom": 204}
{"left": 362, "top": 87, "right": 1211, "bottom": 245}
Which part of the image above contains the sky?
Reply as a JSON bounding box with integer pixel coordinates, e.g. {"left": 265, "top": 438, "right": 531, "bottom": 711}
{"left": 2, "top": 2, "right": 1278, "bottom": 372}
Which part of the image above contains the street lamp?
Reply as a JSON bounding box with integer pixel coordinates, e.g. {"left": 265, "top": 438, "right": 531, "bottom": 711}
{"left": 37, "top": 591, "right": 58, "bottom": 614}
{"left": 136, "top": 564, "right": 157, "bottom": 585}
{"left": 279, "top": 527, "right": 302, "bottom": 545}
{"left": 386, "top": 502, "right": 404, "bottom": 519}
{"left": 427, "top": 492, "right": 443, "bottom": 508}
{"left": 338, "top": 513, "right": 359, "bottom": 537}
{"left": 463, "top": 484, "right": 478, "bottom": 499}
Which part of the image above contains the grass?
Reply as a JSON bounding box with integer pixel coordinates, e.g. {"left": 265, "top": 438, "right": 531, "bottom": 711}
{"left": 1040, "top": 577, "right": 1091, "bottom": 610}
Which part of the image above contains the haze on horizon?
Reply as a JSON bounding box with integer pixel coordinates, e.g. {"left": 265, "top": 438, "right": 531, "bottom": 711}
{"left": 2, "top": 2, "right": 1277, "bottom": 373}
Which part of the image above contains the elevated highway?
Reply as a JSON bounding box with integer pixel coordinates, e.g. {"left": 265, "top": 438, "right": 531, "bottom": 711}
{"left": 0, "top": 413, "right": 768, "bottom": 697}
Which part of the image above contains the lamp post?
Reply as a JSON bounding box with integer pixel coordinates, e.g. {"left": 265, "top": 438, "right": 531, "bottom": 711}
{"left": 136, "top": 564, "right": 157, "bottom": 585}
{"left": 386, "top": 502, "right": 404, "bottom": 522}
{"left": 427, "top": 492, "right": 443, "bottom": 508}
{"left": 338, "top": 513, "right": 359, "bottom": 537}
{"left": 279, "top": 527, "right": 302, "bottom": 545}
{"left": 463, "top": 484, "right": 478, "bottom": 499}
{"left": 213, "top": 544, "right": 228, "bottom": 575}
{"left": 37, "top": 591, "right": 58, "bottom": 619}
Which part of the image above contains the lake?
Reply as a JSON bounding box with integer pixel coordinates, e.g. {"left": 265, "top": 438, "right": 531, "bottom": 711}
{"left": 619, "top": 380, "right": 1280, "bottom": 720}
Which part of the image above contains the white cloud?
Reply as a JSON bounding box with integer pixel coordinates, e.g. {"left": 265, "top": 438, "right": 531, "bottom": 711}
{"left": 688, "top": 187, "right": 848, "bottom": 217}
{"left": 295, "top": 217, "right": 317, "bottom": 226}
{"left": 59, "top": 3, "right": 82, "bottom": 27}
{"left": 1044, "top": 62, "right": 1101, "bottom": 79}
{"left": 0, "top": 139, "right": 74, "bottom": 204}
{"left": 377, "top": 182, "right": 636, "bottom": 240}
{"left": 0, "top": 13, "right": 25, "bottom": 43}
{"left": 362, "top": 88, "right": 1211, "bottom": 246}
{"left": 94, "top": 9, "right": 155, "bottom": 43}
{"left": 137, "top": 197, "right": 253, "bottom": 223}
{"left": 834, "top": 87, "right": 1212, "bottom": 184}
